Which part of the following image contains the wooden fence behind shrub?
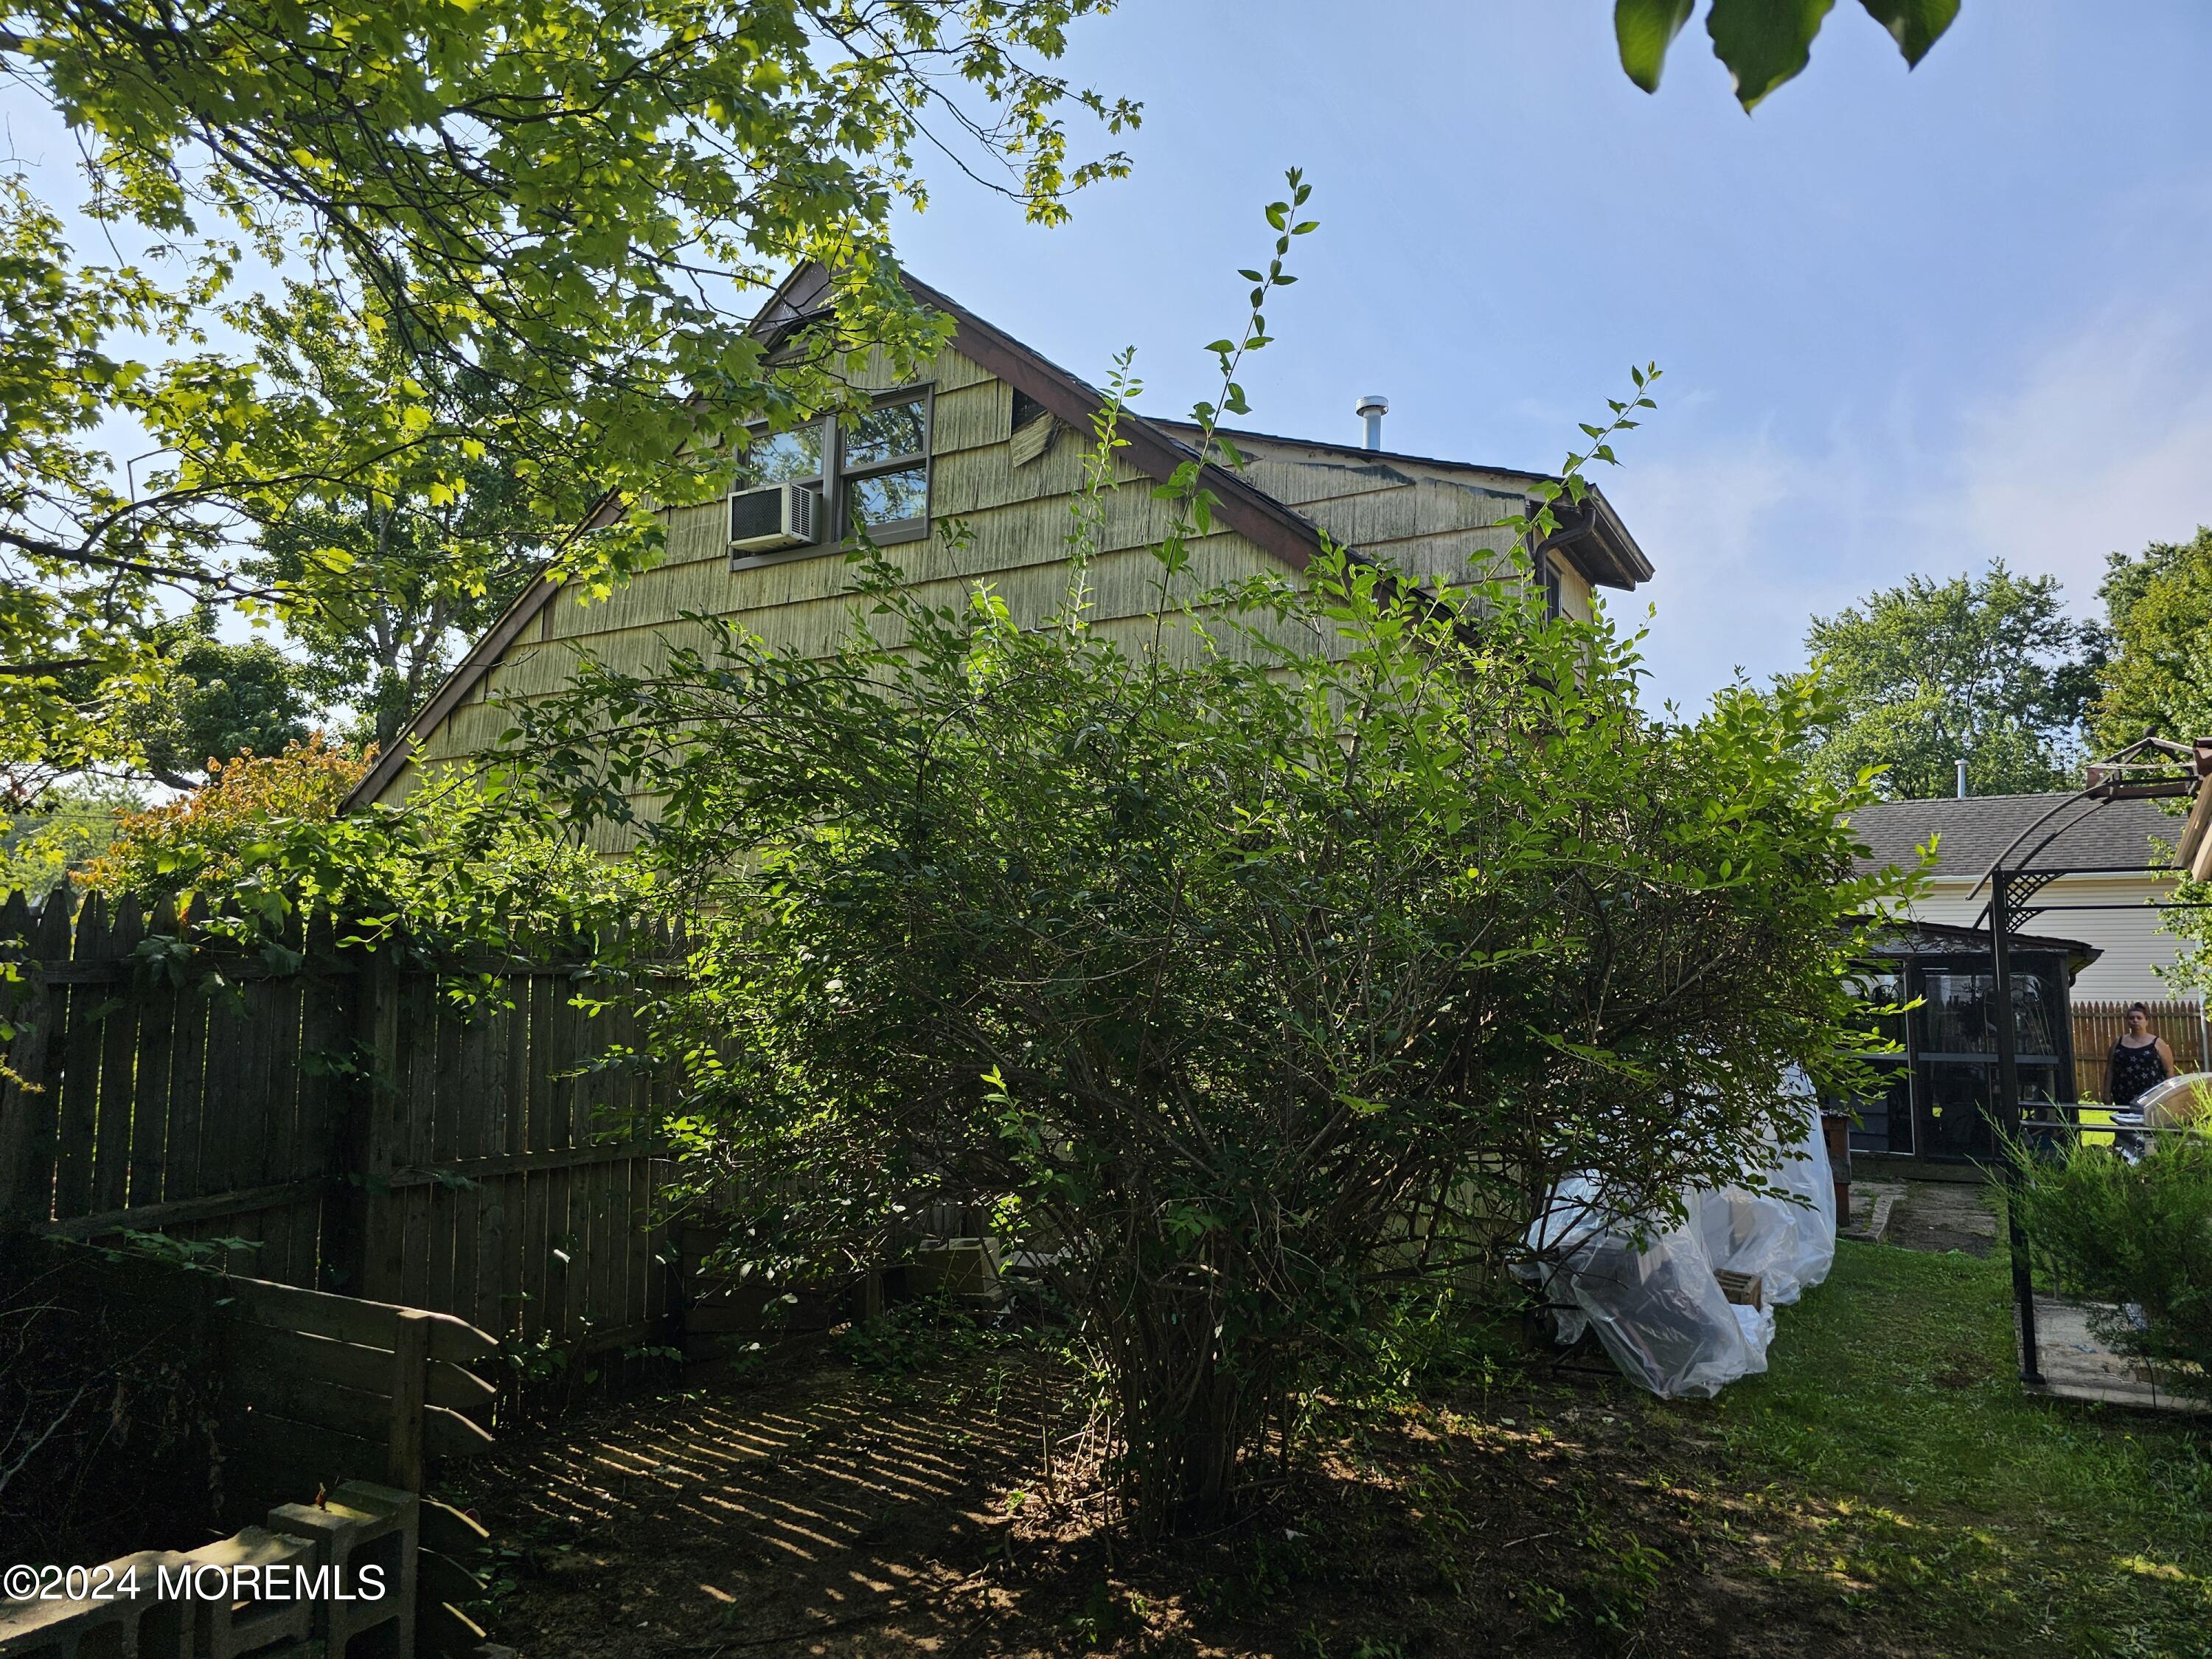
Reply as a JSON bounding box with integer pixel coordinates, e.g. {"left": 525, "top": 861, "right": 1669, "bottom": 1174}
{"left": 2071, "top": 998, "right": 2212, "bottom": 1102}
{"left": 0, "top": 886, "right": 681, "bottom": 1367}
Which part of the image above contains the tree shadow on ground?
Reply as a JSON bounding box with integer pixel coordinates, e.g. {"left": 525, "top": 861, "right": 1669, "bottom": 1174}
{"left": 442, "top": 1338, "right": 1916, "bottom": 1658}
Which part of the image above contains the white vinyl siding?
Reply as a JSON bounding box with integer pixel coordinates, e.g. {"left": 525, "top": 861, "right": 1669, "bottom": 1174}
{"left": 1896, "top": 874, "right": 2199, "bottom": 1004}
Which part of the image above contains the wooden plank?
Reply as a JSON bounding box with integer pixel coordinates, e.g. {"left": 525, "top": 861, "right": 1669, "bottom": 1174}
{"left": 462, "top": 1005, "right": 502, "bottom": 1335}
{"left": 52, "top": 977, "right": 109, "bottom": 1221}
{"left": 390, "top": 1140, "right": 658, "bottom": 1184}
{"left": 25, "top": 958, "right": 364, "bottom": 986}
{"left": 387, "top": 1310, "right": 430, "bottom": 1490}
{"left": 359, "top": 951, "right": 413, "bottom": 1304}
{"left": 193, "top": 982, "right": 246, "bottom": 1202}
{"left": 418, "top": 1551, "right": 486, "bottom": 1608}
{"left": 485, "top": 990, "right": 526, "bottom": 1343}
{"left": 267, "top": 929, "right": 311, "bottom": 1281}
{"left": 415, "top": 998, "right": 451, "bottom": 1320}
{"left": 41, "top": 1177, "right": 327, "bottom": 1239}
{"left": 401, "top": 974, "right": 441, "bottom": 1310}
{"left": 417, "top": 1601, "right": 490, "bottom": 1657}
{"left": 419, "top": 1498, "right": 490, "bottom": 1560}
{"left": 293, "top": 961, "right": 349, "bottom": 1290}
{"left": 540, "top": 975, "right": 577, "bottom": 1343}
{"left": 164, "top": 974, "right": 211, "bottom": 1202}
{"left": 228, "top": 1321, "right": 495, "bottom": 1415}
{"left": 520, "top": 974, "right": 554, "bottom": 1344}
{"left": 0, "top": 973, "right": 60, "bottom": 1229}
{"left": 227, "top": 1366, "right": 490, "bottom": 1459}
{"left": 240, "top": 978, "right": 289, "bottom": 1280}
{"left": 448, "top": 1157, "right": 480, "bottom": 1332}
{"left": 221, "top": 1273, "right": 498, "bottom": 1368}
{"left": 125, "top": 973, "right": 177, "bottom": 1211}
{"left": 88, "top": 906, "right": 142, "bottom": 1216}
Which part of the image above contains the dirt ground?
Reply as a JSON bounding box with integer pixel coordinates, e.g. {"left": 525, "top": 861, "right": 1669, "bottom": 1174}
{"left": 442, "top": 1336, "right": 1889, "bottom": 1658}
{"left": 1871, "top": 1181, "right": 2000, "bottom": 1258}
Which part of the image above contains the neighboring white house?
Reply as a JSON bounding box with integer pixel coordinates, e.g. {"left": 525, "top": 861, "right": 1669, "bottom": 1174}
{"left": 1851, "top": 792, "right": 2194, "bottom": 1006}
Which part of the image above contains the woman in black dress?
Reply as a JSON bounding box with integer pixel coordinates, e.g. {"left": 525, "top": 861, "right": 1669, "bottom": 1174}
{"left": 2108, "top": 1001, "right": 2177, "bottom": 1107}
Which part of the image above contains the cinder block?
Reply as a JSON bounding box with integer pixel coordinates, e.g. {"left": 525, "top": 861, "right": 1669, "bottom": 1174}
{"left": 186, "top": 1531, "right": 321, "bottom": 1659}
{"left": 0, "top": 1551, "right": 192, "bottom": 1659}
{"left": 910, "top": 1237, "right": 1004, "bottom": 1306}
{"left": 267, "top": 1481, "right": 417, "bottom": 1659}
{"left": 181, "top": 1527, "right": 317, "bottom": 1659}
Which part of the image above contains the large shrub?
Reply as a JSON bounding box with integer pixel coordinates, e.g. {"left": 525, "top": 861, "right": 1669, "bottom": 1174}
{"left": 2011, "top": 1135, "right": 2212, "bottom": 1397}
{"left": 513, "top": 493, "right": 1897, "bottom": 1536}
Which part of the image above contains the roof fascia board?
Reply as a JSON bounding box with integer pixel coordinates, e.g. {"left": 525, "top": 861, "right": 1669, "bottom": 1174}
{"left": 900, "top": 274, "right": 1328, "bottom": 571}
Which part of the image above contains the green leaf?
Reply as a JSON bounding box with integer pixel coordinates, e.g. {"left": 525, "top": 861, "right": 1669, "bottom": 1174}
{"left": 1615, "top": 0, "right": 1696, "bottom": 93}
{"left": 1707, "top": 0, "right": 1837, "bottom": 110}
{"left": 1857, "top": 0, "right": 1959, "bottom": 66}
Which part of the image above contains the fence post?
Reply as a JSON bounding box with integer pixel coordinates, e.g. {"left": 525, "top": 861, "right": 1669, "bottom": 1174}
{"left": 387, "top": 1309, "right": 431, "bottom": 1492}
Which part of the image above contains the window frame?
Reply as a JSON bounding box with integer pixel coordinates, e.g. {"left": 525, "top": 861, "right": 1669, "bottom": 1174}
{"left": 835, "top": 384, "right": 933, "bottom": 548}
{"left": 724, "top": 383, "right": 933, "bottom": 571}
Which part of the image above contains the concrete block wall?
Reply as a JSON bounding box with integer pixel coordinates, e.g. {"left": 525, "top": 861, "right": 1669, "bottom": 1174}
{"left": 1, "top": 1483, "right": 420, "bottom": 1659}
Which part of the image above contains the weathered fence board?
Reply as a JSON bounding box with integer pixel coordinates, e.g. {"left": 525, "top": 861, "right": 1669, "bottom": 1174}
{"left": 0, "top": 887, "right": 678, "bottom": 1377}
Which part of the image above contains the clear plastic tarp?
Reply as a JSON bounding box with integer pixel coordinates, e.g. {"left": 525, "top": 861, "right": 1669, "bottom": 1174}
{"left": 1520, "top": 1067, "right": 1835, "bottom": 1399}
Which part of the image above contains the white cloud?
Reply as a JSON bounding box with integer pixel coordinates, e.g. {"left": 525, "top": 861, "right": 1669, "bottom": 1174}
{"left": 1611, "top": 298, "right": 2212, "bottom": 714}
{"left": 1933, "top": 307, "right": 2212, "bottom": 599}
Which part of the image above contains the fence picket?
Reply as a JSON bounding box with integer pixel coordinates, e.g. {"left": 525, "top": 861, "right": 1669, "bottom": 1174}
{"left": 0, "top": 887, "right": 672, "bottom": 1376}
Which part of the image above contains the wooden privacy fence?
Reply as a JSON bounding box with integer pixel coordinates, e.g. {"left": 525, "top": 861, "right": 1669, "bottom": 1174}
{"left": 2072, "top": 998, "right": 2212, "bottom": 1102}
{"left": 46, "top": 1234, "right": 498, "bottom": 1506}
{"left": 0, "top": 884, "right": 683, "bottom": 1377}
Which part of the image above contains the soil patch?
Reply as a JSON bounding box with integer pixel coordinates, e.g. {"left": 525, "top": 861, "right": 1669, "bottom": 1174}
{"left": 442, "top": 1342, "right": 1901, "bottom": 1657}
{"left": 1880, "top": 1181, "right": 1999, "bottom": 1257}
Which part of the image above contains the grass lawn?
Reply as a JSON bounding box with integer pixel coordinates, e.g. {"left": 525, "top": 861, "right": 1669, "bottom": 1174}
{"left": 451, "top": 1233, "right": 2212, "bottom": 1658}
{"left": 1669, "top": 1236, "right": 2212, "bottom": 1655}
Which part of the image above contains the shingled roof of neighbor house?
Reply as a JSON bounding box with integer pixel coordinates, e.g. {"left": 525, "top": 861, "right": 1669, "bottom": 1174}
{"left": 1850, "top": 792, "right": 2182, "bottom": 879}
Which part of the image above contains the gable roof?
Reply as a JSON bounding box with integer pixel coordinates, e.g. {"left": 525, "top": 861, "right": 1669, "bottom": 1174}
{"left": 1156, "top": 423, "right": 1653, "bottom": 590}
{"left": 1851, "top": 791, "right": 2182, "bottom": 880}
{"left": 346, "top": 265, "right": 1643, "bottom": 810}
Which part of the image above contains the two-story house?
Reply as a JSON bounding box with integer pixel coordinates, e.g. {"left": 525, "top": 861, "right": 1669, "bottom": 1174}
{"left": 346, "top": 264, "right": 1654, "bottom": 812}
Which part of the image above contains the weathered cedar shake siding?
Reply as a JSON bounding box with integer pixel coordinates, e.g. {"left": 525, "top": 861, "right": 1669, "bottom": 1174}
{"left": 364, "top": 327, "right": 1639, "bottom": 818}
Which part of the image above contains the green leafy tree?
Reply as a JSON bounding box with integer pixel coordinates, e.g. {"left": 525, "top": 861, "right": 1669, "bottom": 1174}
{"left": 503, "top": 195, "right": 1905, "bottom": 1533}
{"left": 1615, "top": 0, "right": 1960, "bottom": 109}
{"left": 1801, "top": 561, "right": 2093, "bottom": 799}
{"left": 0, "top": 782, "right": 140, "bottom": 898}
{"left": 3, "top": 0, "right": 1134, "bottom": 575}
{"left": 2093, "top": 526, "right": 2212, "bottom": 756}
{"left": 230, "top": 289, "right": 588, "bottom": 750}
{"left": 0, "top": 177, "right": 246, "bottom": 803}
{"left": 0, "top": 1, "right": 1131, "bottom": 799}
{"left": 120, "top": 616, "right": 315, "bottom": 790}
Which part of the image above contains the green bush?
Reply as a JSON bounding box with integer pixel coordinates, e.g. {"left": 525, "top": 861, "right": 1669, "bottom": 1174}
{"left": 2011, "top": 1133, "right": 2212, "bottom": 1396}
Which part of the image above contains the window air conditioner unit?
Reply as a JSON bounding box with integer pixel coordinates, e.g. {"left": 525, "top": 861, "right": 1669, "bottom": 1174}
{"left": 729, "top": 482, "right": 819, "bottom": 554}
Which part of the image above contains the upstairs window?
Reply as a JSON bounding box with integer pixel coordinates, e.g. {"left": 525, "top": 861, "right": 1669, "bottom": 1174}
{"left": 841, "top": 390, "right": 930, "bottom": 543}
{"left": 726, "top": 388, "right": 931, "bottom": 560}
{"left": 734, "top": 424, "right": 824, "bottom": 490}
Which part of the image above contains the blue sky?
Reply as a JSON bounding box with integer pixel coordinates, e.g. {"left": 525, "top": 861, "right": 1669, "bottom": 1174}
{"left": 883, "top": 0, "right": 2212, "bottom": 710}
{"left": 7, "top": 2, "right": 2210, "bottom": 714}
